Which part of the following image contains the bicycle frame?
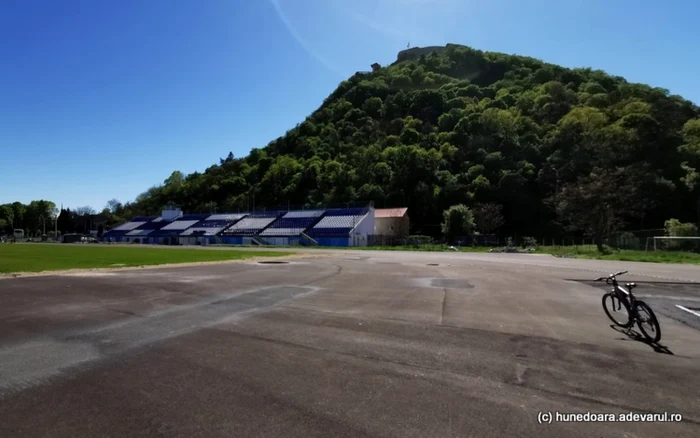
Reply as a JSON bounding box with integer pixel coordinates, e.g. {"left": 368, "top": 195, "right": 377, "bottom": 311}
{"left": 609, "top": 276, "right": 637, "bottom": 315}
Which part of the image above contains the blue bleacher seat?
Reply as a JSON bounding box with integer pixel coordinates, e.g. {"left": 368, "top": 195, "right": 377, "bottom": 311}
{"left": 195, "top": 219, "right": 232, "bottom": 228}
{"left": 259, "top": 211, "right": 324, "bottom": 236}
{"left": 312, "top": 214, "right": 364, "bottom": 229}
{"left": 133, "top": 221, "right": 169, "bottom": 230}
{"left": 221, "top": 214, "right": 280, "bottom": 236}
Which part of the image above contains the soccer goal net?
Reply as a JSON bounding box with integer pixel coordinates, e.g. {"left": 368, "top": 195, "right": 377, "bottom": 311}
{"left": 646, "top": 236, "right": 700, "bottom": 252}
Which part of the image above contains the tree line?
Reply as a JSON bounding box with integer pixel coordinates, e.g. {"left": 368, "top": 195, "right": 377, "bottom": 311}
{"left": 8, "top": 44, "right": 700, "bottom": 247}
{"left": 0, "top": 201, "right": 124, "bottom": 236}
{"left": 0, "top": 201, "right": 58, "bottom": 236}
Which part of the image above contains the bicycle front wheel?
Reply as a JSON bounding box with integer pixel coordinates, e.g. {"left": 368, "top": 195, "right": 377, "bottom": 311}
{"left": 635, "top": 301, "right": 661, "bottom": 343}
{"left": 602, "top": 292, "right": 631, "bottom": 327}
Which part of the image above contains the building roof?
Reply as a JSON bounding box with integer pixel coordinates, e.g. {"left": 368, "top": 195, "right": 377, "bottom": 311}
{"left": 160, "top": 220, "right": 201, "bottom": 231}
{"left": 374, "top": 208, "right": 408, "bottom": 218}
{"left": 112, "top": 221, "right": 147, "bottom": 231}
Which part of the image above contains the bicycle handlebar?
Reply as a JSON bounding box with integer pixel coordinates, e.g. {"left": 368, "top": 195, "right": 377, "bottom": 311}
{"left": 594, "top": 271, "right": 628, "bottom": 282}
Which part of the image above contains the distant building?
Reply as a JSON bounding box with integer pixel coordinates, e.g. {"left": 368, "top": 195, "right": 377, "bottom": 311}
{"left": 371, "top": 62, "right": 381, "bottom": 72}
{"left": 374, "top": 208, "right": 409, "bottom": 237}
{"left": 103, "top": 206, "right": 376, "bottom": 247}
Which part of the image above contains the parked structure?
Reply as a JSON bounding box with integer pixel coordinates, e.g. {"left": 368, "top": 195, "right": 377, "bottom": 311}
{"left": 374, "top": 208, "right": 409, "bottom": 237}
{"left": 103, "top": 205, "right": 385, "bottom": 247}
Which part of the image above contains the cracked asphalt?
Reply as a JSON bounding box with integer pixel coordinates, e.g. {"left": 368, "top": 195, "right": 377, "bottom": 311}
{"left": 1, "top": 250, "right": 699, "bottom": 437}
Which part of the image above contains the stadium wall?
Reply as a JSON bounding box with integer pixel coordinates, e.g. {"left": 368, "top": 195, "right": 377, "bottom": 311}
{"left": 316, "top": 237, "right": 351, "bottom": 247}
{"left": 221, "top": 237, "right": 243, "bottom": 245}
{"left": 262, "top": 237, "right": 303, "bottom": 246}
{"left": 354, "top": 208, "right": 375, "bottom": 236}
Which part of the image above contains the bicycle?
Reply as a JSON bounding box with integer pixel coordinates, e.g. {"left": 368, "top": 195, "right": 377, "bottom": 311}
{"left": 595, "top": 270, "right": 661, "bottom": 343}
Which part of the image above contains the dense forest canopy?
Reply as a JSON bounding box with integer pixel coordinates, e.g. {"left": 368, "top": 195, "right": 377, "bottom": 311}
{"left": 9, "top": 44, "right": 700, "bottom": 241}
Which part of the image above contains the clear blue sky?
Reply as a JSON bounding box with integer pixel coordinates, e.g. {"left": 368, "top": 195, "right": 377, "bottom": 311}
{"left": 1, "top": 0, "right": 698, "bottom": 211}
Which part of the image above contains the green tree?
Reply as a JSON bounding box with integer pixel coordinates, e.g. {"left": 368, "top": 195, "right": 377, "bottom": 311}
{"left": 554, "top": 169, "right": 637, "bottom": 252}
{"left": 664, "top": 218, "right": 698, "bottom": 250}
{"left": 473, "top": 203, "right": 505, "bottom": 234}
{"left": 10, "top": 202, "right": 26, "bottom": 231}
{"left": 441, "top": 204, "right": 475, "bottom": 243}
{"left": 362, "top": 97, "right": 383, "bottom": 118}
{"left": 74, "top": 206, "right": 96, "bottom": 216}
{"left": 106, "top": 199, "right": 122, "bottom": 214}
{"left": 0, "top": 205, "right": 14, "bottom": 229}
{"left": 664, "top": 218, "right": 697, "bottom": 237}
{"left": 679, "top": 119, "right": 700, "bottom": 221}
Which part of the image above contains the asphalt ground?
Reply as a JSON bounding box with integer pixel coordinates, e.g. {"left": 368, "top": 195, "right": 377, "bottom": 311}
{"left": 1, "top": 250, "right": 699, "bottom": 437}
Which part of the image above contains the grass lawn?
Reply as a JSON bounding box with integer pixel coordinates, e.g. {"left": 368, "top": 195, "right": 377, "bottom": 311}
{"left": 213, "top": 242, "right": 700, "bottom": 263}
{"left": 536, "top": 245, "right": 700, "bottom": 264}
{"left": 0, "top": 244, "right": 291, "bottom": 274}
{"left": 360, "top": 243, "right": 700, "bottom": 264}
{"left": 324, "top": 244, "right": 700, "bottom": 262}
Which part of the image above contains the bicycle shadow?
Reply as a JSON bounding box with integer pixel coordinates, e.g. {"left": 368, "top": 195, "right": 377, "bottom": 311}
{"left": 610, "top": 325, "right": 674, "bottom": 355}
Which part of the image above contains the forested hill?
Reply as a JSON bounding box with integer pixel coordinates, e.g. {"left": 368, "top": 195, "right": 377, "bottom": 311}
{"left": 115, "top": 44, "right": 700, "bottom": 239}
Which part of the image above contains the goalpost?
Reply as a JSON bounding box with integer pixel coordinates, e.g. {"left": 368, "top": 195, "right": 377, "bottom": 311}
{"left": 646, "top": 236, "right": 700, "bottom": 252}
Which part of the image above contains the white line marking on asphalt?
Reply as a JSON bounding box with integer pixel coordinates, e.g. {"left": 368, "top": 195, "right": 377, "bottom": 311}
{"left": 676, "top": 305, "right": 700, "bottom": 318}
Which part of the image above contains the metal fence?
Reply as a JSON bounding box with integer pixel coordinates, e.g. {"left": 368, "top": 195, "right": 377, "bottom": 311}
{"left": 608, "top": 229, "right": 665, "bottom": 250}
{"left": 511, "top": 230, "right": 666, "bottom": 250}
{"left": 429, "top": 229, "right": 681, "bottom": 250}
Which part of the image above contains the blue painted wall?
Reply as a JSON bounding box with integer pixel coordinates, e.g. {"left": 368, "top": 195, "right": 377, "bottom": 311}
{"left": 315, "top": 237, "right": 350, "bottom": 247}
{"left": 221, "top": 236, "right": 243, "bottom": 245}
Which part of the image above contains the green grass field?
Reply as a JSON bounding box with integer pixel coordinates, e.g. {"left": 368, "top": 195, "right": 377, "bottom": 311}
{"left": 0, "top": 244, "right": 291, "bottom": 274}
{"left": 538, "top": 245, "right": 700, "bottom": 264}
{"left": 216, "top": 242, "right": 699, "bottom": 263}
{"left": 212, "top": 242, "right": 700, "bottom": 264}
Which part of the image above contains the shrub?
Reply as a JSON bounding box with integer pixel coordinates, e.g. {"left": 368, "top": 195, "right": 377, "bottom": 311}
{"left": 522, "top": 236, "right": 538, "bottom": 248}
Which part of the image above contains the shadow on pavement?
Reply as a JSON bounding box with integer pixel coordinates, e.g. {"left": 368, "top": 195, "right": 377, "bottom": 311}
{"left": 610, "top": 325, "right": 674, "bottom": 355}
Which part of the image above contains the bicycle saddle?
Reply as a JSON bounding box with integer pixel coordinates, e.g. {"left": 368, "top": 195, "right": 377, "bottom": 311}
{"left": 625, "top": 282, "right": 637, "bottom": 289}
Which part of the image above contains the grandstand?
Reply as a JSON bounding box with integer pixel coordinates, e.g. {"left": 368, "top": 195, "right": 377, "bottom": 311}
{"left": 102, "top": 206, "right": 377, "bottom": 247}
{"left": 180, "top": 214, "right": 247, "bottom": 245}
{"left": 308, "top": 208, "right": 373, "bottom": 246}
{"left": 220, "top": 211, "right": 282, "bottom": 244}
{"left": 120, "top": 217, "right": 172, "bottom": 243}
{"left": 102, "top": 217, "right": 153, "bottom": 243}
{"left": 148, "top": 214, "right": 210, "bottom": 245}
{"left": 259, "top": 210, "right": 322, "bottom": 235}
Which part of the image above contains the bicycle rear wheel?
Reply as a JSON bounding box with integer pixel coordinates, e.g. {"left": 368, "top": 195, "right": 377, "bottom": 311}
{"left": 635, "top": 301, "right": 661, "bottom": 343}
{"left": 602, "top": 292, "right": 631, "bottom": 327}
